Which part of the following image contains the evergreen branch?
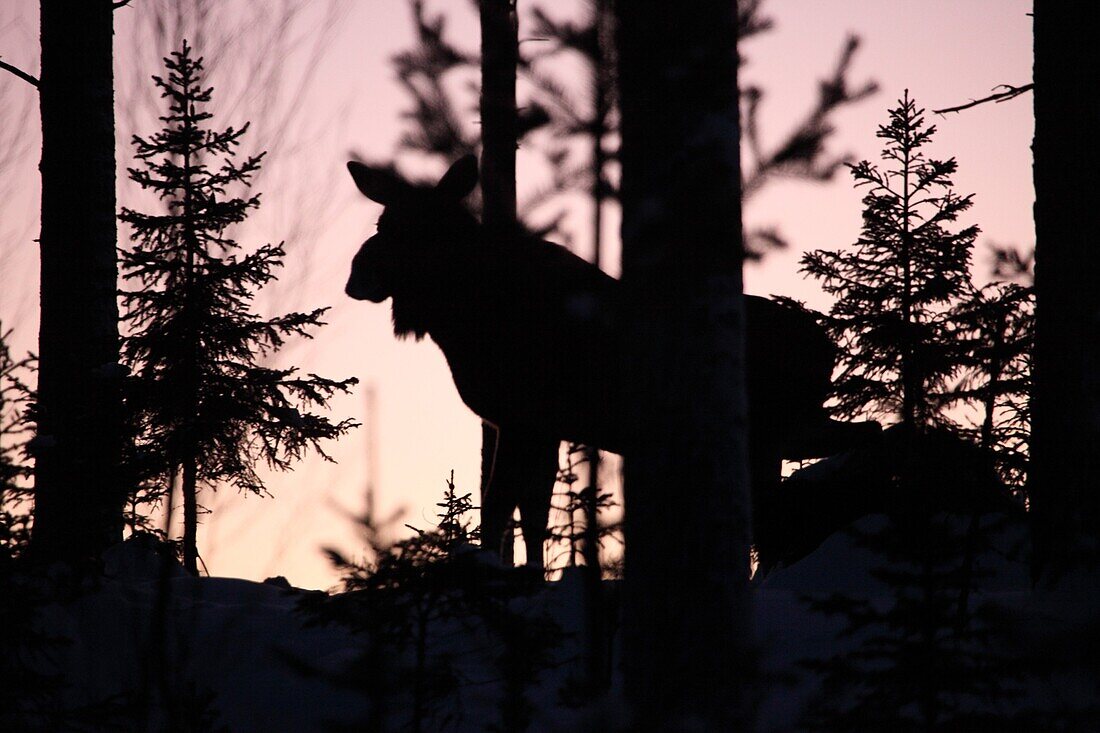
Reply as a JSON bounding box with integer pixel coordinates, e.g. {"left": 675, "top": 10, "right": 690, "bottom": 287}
{"left": 527, "top": 7, "right": 594, "bottom": 58}
{"left": 743, "top": 34, "right": 877, "bottom": 198}
{"left": 522, "top": 67, "right": 586, "bottom": 129}
{"left": 517, "top": 162, "right": 591, "bottom": 217}
{"left": 738, "top": 0, "right": 775, "bottom": 41}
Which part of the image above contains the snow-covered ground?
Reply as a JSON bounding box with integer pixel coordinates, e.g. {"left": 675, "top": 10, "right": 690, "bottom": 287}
{"left": 32, "top": 518, "right": 1091, "bottom": 732}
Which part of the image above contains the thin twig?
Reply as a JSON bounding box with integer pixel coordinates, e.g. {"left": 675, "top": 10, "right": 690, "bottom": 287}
{"left": 933, "top": 83, "right": 1033, "bottom": 115}
{"left": 0, "top": 58, "right": 39, "bottom": 88}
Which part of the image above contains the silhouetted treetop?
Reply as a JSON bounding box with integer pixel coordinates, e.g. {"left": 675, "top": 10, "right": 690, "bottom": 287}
{"left": 803, "top": 91, "right": 978, "bottom": 427}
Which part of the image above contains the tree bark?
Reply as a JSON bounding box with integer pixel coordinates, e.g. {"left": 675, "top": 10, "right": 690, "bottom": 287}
{"left": 181, "top": 460, "right": 199, "bottom": 574}
{"left": 478, "top": 0, "right": 520, "bottom": 563}
{"left": 1030, "top": 4, "right": 1100, "bottom": 583}
{"left": 581, "top": 0, "right": 613, "bottom": 691}
{"left": 478, "top": 0, "right": 518, "bottom": 230}
{"left": 617, "top": 2, "right": 754, "bottom": 729}
{"left": 31, "top": 0, "right": 124, "bottom": 563}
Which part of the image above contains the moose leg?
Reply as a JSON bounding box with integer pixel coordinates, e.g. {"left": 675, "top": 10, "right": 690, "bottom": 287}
{"left": 749, "top": 442, "right": 784, "bottom": 577}
{"left": 516, "top": 438, "right": 561, "bottom": 569}
{"left": 485, "top": 428, "right": 559, "bottom": 568}
{"left": 480, "top": 422, "right": 513, "bottom": 562}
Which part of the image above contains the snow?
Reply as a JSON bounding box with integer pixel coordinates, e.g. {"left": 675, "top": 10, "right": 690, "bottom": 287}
{"left": 759, "top": 513, "right": 1032, "bottom": 596}
{"left": 43, "top": 545, "right": 371, "bottom": 731}
{"left": 30, "top": 520, "right": 1085, "bottom": 732}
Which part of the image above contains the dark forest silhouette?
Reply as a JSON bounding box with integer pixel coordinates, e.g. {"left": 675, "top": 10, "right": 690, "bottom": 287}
{"left": 29, "top": 0, "right": 124, "bottom": 566}
{"left": 1, "top": 1, "right": 1097, "bottom": 731}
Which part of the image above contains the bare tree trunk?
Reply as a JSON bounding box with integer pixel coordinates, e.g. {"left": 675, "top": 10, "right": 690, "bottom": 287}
{"left": 617, "top": 2, "right": 755, "bottom": 729}
{"left": 479, "top": 0, "right": 518, "bottom": 229}
{"left": 31, "top": 0, "right": 123, "bottom": 563}
{"left": 581, "top": 0, "right": 614, "bottom": 691}
{"left": 1030, "top": 4, "right": 1100, "bottom": 584}
{"left": 478, "top": 0, "right": 519, "bottom": 564}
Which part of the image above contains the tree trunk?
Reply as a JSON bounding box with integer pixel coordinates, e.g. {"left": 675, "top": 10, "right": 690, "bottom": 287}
{"left": 181, "top": 115, "right": 200, "bottom": 576}
{"left": 581, "top": 0, "right": 613, "bottom": 691}
{"left": 478, "top": 0, "right": 519, "bottom": 563}
{"left": 1030, "top": 4, "right": 1100, "bottom": 584}
{"left": 617, "top": 2, "right": 754, "bottom": 729}
{"left": 181, "top": 460, "right": 199, "bottom": 575}
{"left": 478, "top": 0, "right": 518, "bottom": 229}
{"left": 31, "top": 0, "right": 124, "bottom": 563}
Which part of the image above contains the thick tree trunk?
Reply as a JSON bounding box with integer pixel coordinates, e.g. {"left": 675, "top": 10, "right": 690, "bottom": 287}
{"left": 31, "top": 0, "right": 124, "bottom": 563}
{"left": 580, "top": 0, "right": 613, "bottom": 691}
{"left": 478, "top": 0, "right": 518, "bottom": 229}
{"left": 1030, "top": 5, "right": 1100, "bottom": 584}
{"left": 617, "top": 2, "right": 754, "bottom": 729}
{"left": 478, "top": 0, "right": 520, "bottom": 563}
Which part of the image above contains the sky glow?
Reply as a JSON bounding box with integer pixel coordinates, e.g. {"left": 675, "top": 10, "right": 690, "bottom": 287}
{"left": 0, "top": 0, "right": 1033, "bottom": 588}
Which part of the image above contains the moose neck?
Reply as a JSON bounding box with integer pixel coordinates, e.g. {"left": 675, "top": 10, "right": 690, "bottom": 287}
{"left": 389, "top": 212, "right": 484, "bottom": 342}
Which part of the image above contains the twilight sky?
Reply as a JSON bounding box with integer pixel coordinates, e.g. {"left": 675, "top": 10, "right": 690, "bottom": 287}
{"left": 0, "top": 1, "right": 1033, "bottom": 588}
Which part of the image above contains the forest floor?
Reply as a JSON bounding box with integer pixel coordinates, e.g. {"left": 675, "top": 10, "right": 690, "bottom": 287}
{"left": 31, "top": 517, "right": 1095, "bottom": 732}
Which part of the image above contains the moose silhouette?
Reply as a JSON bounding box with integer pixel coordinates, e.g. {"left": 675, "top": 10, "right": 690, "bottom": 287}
{"left": 345, "top": 155, "right": 879, "bottom": 566}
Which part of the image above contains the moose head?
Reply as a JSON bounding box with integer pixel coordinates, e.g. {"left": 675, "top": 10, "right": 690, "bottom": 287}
{"left": 345, "top": 156, "right": 480, "bottom": 337}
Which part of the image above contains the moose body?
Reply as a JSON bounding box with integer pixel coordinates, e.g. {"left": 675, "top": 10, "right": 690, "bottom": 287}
{"left": 755, "top": 424, "right": 1020, "bottom": 576}
{"left": 345, "top": 156, "right": 878, "bottom": 565}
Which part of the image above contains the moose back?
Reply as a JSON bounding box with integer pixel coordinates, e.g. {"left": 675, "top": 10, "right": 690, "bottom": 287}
{"left": 344, "top": 155, "right": 877, "bottom": 566}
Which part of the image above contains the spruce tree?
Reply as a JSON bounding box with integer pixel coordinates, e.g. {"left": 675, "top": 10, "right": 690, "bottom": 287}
{"left": 950, "top": 280, "right": 1033, "bottom": 495}
{"left": 392, "top": 0, "right": 479, "bottom": 162}
{"left": 119, "top": 41, "right": 357, "bottom": 574}
{"left": 1, "top": 326, "right": 70, "bottom": 733}
{"left": 945, "top": 280, "right": 1033, "bottom": 628}
{"left": 320, "top": 475, "right": 560, "bottom": 732}
{"left": 797, "top": 93, "right": 1027, "bottom": 731}
{"left": 802, "top": 90, "right": 978, "bottom": 430}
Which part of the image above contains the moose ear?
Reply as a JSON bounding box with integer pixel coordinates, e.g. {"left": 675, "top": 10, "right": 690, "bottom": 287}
{"left": 347, "top": 161, "right": 402, "bottom": 205}
{"left": 435, "top": 155, "right": 479, "bottom": 200}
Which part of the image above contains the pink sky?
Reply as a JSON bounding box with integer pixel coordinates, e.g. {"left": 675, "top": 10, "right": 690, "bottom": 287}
{"left": 0, "top": 1, "right": 1033, "bottom": 588}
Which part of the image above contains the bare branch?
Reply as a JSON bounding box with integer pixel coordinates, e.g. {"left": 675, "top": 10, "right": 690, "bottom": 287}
{"left": 933, "top": 83, "right": 1033, "bottom": 115}
{"left": 0, "top": 57, "right": 39, "bottom": 89}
